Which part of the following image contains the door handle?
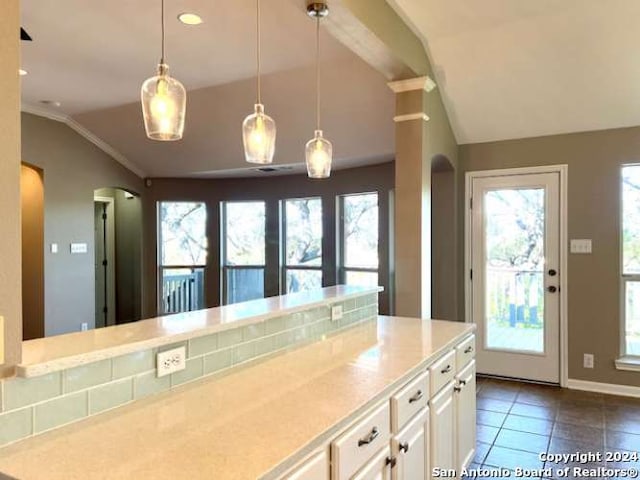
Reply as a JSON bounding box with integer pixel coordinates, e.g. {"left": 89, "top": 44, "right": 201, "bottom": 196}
{"left": 547, "top": 286, "right": 557, "bottom": 293}
{"left": 548, "top": 269, "right": 557, "bottom": 276}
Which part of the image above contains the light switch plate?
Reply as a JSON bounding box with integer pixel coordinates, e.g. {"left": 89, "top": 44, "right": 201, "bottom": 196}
{"left": 570, "top": 239, "right": 592, "bottom": 254}
{"left": 50, "top": 243, "right": 58, "bottom": 254}
{"left": 0, "top": 316, "right": 4, "bottom": 364}
{"left": 70, "top": 243, "right": 88, "bottom": 254}
{"left": 157, "top": 346, "right": 186, "bottom": 377}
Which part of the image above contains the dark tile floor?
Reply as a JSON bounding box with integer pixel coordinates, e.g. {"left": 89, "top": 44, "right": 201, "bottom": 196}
{"left": 469, "top": 377, "right": 640, "bottom": 479}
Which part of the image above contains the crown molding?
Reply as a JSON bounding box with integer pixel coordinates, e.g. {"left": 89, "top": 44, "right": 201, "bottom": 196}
{"left": 393, "top": 113, "right": 430, "bottom": 123}
{"left": 21, "top": 103, "right": 146, "bottom": 178}
{"left": 387, "top": 76, "right": 437, "bottom": 94}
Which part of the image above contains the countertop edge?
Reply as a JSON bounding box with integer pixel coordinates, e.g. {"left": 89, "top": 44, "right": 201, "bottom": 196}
{"left": 18, "top": 287, "right": 383, "bottom": 378}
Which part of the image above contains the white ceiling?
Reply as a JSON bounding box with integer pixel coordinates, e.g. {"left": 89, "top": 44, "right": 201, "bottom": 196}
{"left": 20, "top": 0, "right": 394, "bottom": 177}
{"left": 388, "top": 0, "right": 640, "bottom": 144}
{"left": 20, "top": 0, "right": 353, "bottom": 114}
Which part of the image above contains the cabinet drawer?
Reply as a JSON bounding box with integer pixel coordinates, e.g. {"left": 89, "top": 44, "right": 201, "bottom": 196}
{"left": 456, "top": 335, "right": 475, "bottom": 370}
{"left": 429, "top": 350, "right": 456, "bottom": 395}
{"left": 331, "top": 401, "right": 391, "bottom": 480}
{"left": 391, "top": 369, "right": 429, "bottom": 433}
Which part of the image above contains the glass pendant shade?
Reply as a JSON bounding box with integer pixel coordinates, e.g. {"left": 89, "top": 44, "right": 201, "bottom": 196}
{"left": 242, "top": 103, "right": 276, "bottom": 164}
{"left": 305, "top": 130, "right": 332, "bottom": 179}
{"left": 141, "top": 64, "right": 186, "bottom": 141}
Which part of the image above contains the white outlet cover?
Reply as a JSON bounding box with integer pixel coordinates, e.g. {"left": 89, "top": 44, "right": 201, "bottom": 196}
{"left": 157, "top": 346, "right": 186, "bottom": 377}
{"left": 583, "top": 353, "right": 594, "bottom": 368}
{"left": 50, "top": 243, "right": 58, "bottom": 254}
{"left": 331, "top": 305, "right": 343, "bottom": 322}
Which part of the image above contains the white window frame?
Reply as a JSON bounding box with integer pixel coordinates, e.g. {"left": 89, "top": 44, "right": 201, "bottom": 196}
{"left": 618, "top": 164, "right": 640, "bottom": 370}
{"left": 338, "top": 192, "right": 380, "bottom": 285}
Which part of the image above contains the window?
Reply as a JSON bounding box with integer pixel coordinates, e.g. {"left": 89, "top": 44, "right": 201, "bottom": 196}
{"left": 158, "top": 202, "right": 207, "bottom": 314}
{"left": 222, "top": 201, "right": 266, "bottom": 304}
{"left": 339, "top": 192, "right": 379, "bottom": 287}
{"left": 623, "top": 165, "right": 640, "bottom": 356}
{"left": 282, "top": 197, "right": 323, "bottom": 293}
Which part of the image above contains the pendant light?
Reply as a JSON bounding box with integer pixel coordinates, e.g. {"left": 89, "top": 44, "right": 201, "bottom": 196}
{"left": 141, "top": 0, "right": 186, "bottom": 141}
{"left": 305, "top": 1, "right": 332, "bottom": 179}
{"left": 242, "top": 0, "right": 276, "bottom": 164}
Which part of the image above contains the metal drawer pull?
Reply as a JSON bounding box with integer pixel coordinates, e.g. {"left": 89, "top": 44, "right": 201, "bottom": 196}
{"left": 464, "top": 346, "right": 473, "bottom": 354}
{"left": 399, "top": 442, "right": 410, "bottom": 453}
{"left": 358, "top": 427, "right": 380, "bottom": 447}
{"left": 454, "top": 386, "right": 462, "bottom": 393}
{"left": 459, "top": 379, "right": 467, "bottom": 386}
{"left": 408, "top": 390, "right": 423, "bottom": 403}
{"left": 441, "top": 364, "right": 452, "bottom": 374}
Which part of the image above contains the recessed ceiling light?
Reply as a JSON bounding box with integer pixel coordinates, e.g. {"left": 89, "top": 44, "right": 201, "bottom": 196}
{"left": 40, "top": 100, "right": 61, "bottom": 107}
{"left": 178, "top": 13, "right": 203, "bottom": 25}
{"left": 19, "top": 69, "right": 27, "bottom": 76}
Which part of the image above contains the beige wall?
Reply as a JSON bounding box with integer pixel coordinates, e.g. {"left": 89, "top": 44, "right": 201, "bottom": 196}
{"left": 21, "top": 164, "right": 45, "bottom": 340}
{"left": 21, "top": 113, "right": 144, "bottom": 336}
{"left": 0, "top": 0, "right": 21, "bottom": 376}
{"left": 459, "top": 126, "right": 640, "bottom": 386}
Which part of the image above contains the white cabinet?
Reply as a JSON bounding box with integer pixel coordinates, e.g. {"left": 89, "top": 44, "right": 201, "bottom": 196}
{"left": 429, "top": 380, "right": 456, "bottom": 477}
{"left": 391, "top": 407, "right": 429, "bottom": 480}
{"left": 353, "top": 446, "right": 393, "bottom": 480}
{"left": 455, "top": 360, "right": 476, "bottom": 473}
{"left": 284, "top": 451, "right": 329, "bottom": 480}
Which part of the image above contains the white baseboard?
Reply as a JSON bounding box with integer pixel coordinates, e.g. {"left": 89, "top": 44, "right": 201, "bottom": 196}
{"left": 567, "top": 379, "right": 640, "bottom": 398}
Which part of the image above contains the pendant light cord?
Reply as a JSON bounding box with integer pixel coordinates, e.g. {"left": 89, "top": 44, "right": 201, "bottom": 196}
{"left": 160, "top": 0, "right": 166, "bottom": 64}
{"left": 315, "top": 16, "right": 321, "bottom": 131}
{"left": 256, "top": 0, "right": 262, "bottom": 104}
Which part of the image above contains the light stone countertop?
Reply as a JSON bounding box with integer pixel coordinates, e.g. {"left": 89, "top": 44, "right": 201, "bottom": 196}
{"left": 19, "top": 285, "right": 381, "bottom": 377}
{"left": 0, "top": 316, "right": 474, "bottom": 480}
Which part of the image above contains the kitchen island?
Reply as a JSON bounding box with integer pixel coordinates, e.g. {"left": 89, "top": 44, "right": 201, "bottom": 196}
{"left": 0, "top": 288, "right": 475, "bottom": 479}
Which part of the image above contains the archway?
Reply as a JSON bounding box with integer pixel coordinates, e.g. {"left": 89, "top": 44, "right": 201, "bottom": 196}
{"left": 431, "top": 155, "right": 457, "bottom": 320}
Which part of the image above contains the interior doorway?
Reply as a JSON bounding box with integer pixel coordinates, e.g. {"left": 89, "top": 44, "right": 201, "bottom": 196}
{"left": 21, "top": 163, "right": 45, "bottom": 340}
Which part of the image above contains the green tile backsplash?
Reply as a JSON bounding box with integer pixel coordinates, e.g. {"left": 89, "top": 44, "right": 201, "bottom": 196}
{"left": 0, "top": 292, "right": 378, "bottom": 448}
{"left": 34, "top": 391, "right": 88, "bottom": 433}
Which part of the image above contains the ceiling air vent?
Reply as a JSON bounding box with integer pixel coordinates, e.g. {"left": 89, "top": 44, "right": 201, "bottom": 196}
{"left": 254, "top": 166, "right": 294, "bottom": 173}
{"left": 21, "top": 28, "right": 33, "bottom": 41}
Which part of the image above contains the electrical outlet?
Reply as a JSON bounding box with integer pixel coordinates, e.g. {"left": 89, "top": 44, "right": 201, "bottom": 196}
{"left": 331, "top": 305, "right": 343, "bottom": 322}
{"left": 157, "top": 346, "right": 186, "bottom": 377}
{"left": 81, "top": 323, "right": 88, "bottom": 331}
{"left": 583, "top": 353, "right": 594, "bottom": 369}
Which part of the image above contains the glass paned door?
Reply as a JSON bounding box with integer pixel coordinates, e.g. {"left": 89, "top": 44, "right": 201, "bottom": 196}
{"left": 484, "top": 189, "right": 545, "bottom": 353}
{"left": 470, "top": 172, "right": 561, "bottom": 383}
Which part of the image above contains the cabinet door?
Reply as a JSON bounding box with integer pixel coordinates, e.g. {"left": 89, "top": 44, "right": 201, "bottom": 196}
{"left": 455, "top": 360, "right": 476, "bottom": 473}
{"left": 392, "top": 408, "right": 429, "bottom": 480}
{"left": 352, "top": 446, "right": 393, "bottom": 480}
{"left": 429, "top": 381, "right": 455, "bottom": 478}
{"left": 285, "top": 451, "right": 329, "bottom": 480}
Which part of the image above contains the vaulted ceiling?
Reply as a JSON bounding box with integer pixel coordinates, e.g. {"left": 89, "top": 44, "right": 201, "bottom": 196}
{"left": 388, "top": 0, "right": 640, "bottom": 144}
{"left": 20, "top": 0, "right": 395, "bottom": 177}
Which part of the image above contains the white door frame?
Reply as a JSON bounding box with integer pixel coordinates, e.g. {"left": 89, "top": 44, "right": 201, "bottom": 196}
{"left": 464, "top": 165, "right": 568, "bottom": 387}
